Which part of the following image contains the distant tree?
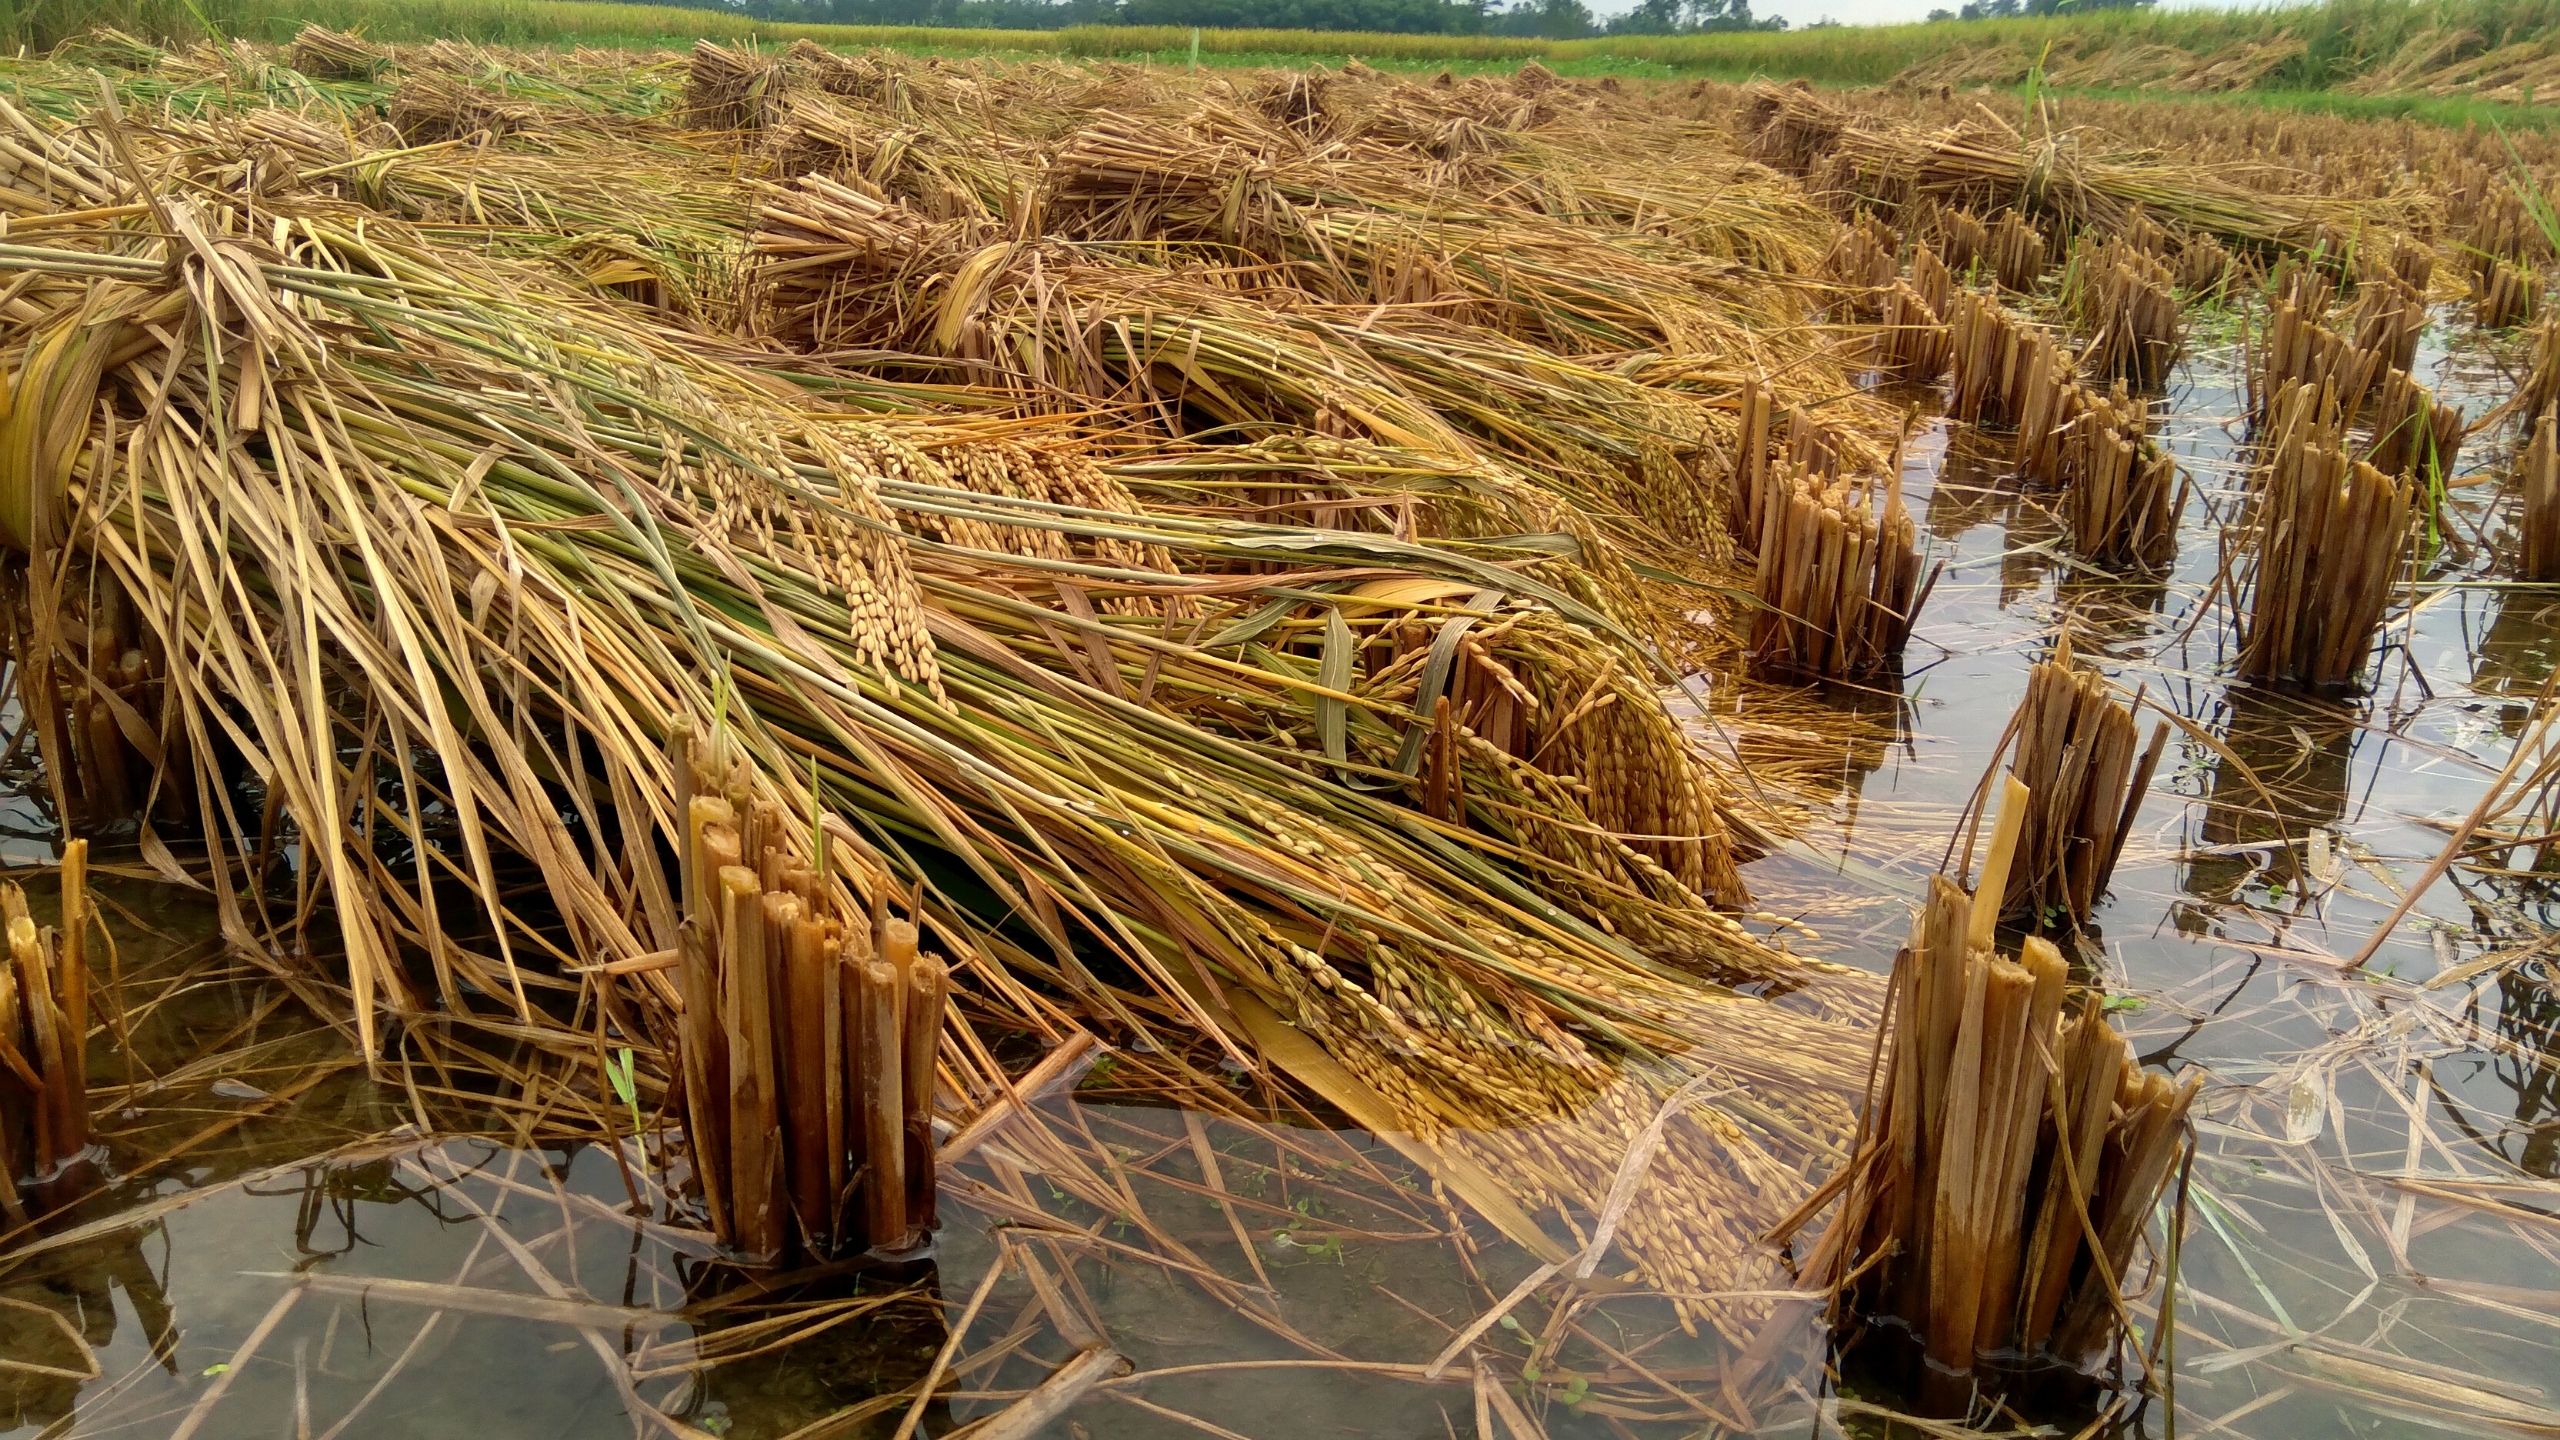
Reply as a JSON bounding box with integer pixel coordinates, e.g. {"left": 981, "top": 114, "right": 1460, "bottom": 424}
{"left": 1532, "top": 0, "right": 1595, "bottom": 36}
{"left": 1603, "top": 0, "right": 1784, "bottom": 35}
{"left": 1487, "top": 0, "right": 1593, "bottom": 36}
{"left": 1947, "top": 0, "right": 2153, "bottom": 18}
{"left": 1607, "top": 0, "right": 1683, "bottom": 34}
{"left": 1926, "top": 6, "right": 1956, "bottom": 17}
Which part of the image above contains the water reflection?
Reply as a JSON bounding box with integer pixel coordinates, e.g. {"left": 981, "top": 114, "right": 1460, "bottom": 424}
{"left": 2475, "top": 586, "right": 2560, "bottom": 706}
{"left": 2180, "top": 685, "right": 2360, "bottom": 919}
{"left": 0, "top": 1139, "right": 946, "bottom": 1440}
{"left": 0, "top": 1229, "right": 173, "bottom": 1432}
{"left": 2490, "top": 959, "right": 2560, "bottom": 1178}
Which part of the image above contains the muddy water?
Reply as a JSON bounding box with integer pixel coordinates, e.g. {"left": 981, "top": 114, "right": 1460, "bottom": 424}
{"left": 6, "top": 319, "right": 2560, "bottom": 1439}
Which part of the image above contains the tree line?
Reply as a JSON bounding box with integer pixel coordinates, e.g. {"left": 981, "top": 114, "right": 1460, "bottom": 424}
{"left": 1924, "top": 0, "right": 2155, "bottom": 21}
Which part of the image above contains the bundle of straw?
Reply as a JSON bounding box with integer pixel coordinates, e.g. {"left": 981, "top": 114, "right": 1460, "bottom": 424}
{"left": 2366, "top": 365, "right": 2466, "bottom": 482}
{"left": 676, "top": 730, "right": 945, "bottom": 1260}
{"left": 782, "top": 38, "right": 906, "bottom": 108}
{"left": 1947, "top": 290, "right": 2083, "bottom": 477}
{"left": 2250, "top": 299, "right": 2380, "bottom": 422}
{"left": 1989, "top": 209, "right": 2048, "bottom": 293}
{"left": 1739, "top": 81, "right": 1843, "bottom": 173}
{"left": 764, "top": 92, "right": 1025, "bottom": 222}
{"left": 386, "top": 74, "right": 538, "bottom": 144}
{"left": 2235, "top": 387, "right": 2415, "bottom": 688}
{"left": 288, "top": 25, "right": 388, "bottom": 82}
{"left": 2347, "top": 274, "right": 2429, "bottom": 374}
{"left": 1740, "top": 81, "right": 2406, "bottom": 256}
{"left": 683, "top": 40, "right": 786, "bottom": 133}
{"left": 2061, "top": 390, "right": 2181, "bottom": 570}
{"left": 749, "top": 177, "right": 1759, "bottom": 575}
{"left": 1749, "top": 464, "right": 1930, "bottom": 679}
{"left": 2067, "top": 237, "right": 2184, "bottom": 391}
{"left": 0, "top": 843, "right": 89, "bottom": 1221}
{"left": 1911, "top": 240, "right": 1955, "bottom": 318}
{"left": 1820, "top": 803, "right": 2198, "bottom": 1402}
{"left": 2524, "top": 412, "right": 2560, "bottom": 582}
{"left": 2477, "top": 258, "right": 2543, "bottom": 330}
{"left": 1036, "top": 104, "right": 1784, "bottom": 358}
{"left": 1996, "top": 653, "right": 2168, "bottom": 926}
{"left": 1878, "top": 282, "right": 1952, "bottom": 384}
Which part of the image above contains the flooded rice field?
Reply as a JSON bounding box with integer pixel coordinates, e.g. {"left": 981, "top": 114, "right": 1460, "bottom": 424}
{"left": 5, "top": 37, "right": 2560, "bottom": 1440}
{"left": 6, "top": 313, "right": 2556, "bottom": 1440}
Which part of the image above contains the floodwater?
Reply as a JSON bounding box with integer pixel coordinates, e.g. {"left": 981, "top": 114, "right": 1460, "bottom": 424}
{"left": 6, "top": 314, "right": 2560, "bottom": 1439}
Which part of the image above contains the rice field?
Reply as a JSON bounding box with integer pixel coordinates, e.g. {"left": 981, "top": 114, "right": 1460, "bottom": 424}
{"left": 22, "top": 0, "right": 2560, "bottom": 105}
{"left": 0, "top": 24, "right": 2558, "bottom": 1440}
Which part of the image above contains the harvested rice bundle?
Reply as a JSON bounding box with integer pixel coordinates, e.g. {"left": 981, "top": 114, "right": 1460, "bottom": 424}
{"left": 1821, "top": 855, "right": 2198, "bottom": 1405}
{"left": 0, "top": 844, "right": 89, "bottom": 1219}
{"left": 1826, "top": 212, "right": 1899, "bottom": 316}
{"left": 52, "top": 27, "right": 164, "bottom": 71}
{"left": 2366, "top": 365, "right": 2465, "bottom": 482}
{"left": 750, "top": 177, "right": 1757, "bottom": 572}
{"left": 127, "top": 109, "right": 745, "bottom": 332}
{"left": 2347, "top": 274, "right": 2429, "bottom": 374}
{"left": 1750, "top": 464, "right": 1930, "bottom": 679}
{"left": 288, "top": 24, "right": 388, "bottom": 81}
{"left": 1353, "top": 592, "right": 1750, "bottom": 914}
{"left": 684, "top": 39, "right": 786, "bottom": 133}
{"left": 1740, "top": 80, "right": 1843, "bottom": 172}
{"left": 2061, "top": 389, "right": 2181, "bottom": 570}
{"left": 1037, "top": 106, "right": 1785, "bottom": 358}
{"left": 2478, "top": 258, "right": 2543, "bottom": 330}
{"left": 386, "top": 74, "right": 539, "bottom": 144}
{"left": 2235, "top": 388, "right": 2415, "bottom": 688}
{"left": 2066, "top": 237, "right": 2184, "bottom": 391}
{"left": 2522, "top": 412, "right": 2560, "bottom": 582}
{"left": 765, "top": 92, "right": 1027, "bottom": 221}
{"left": 1878, "top": 282, "right": 1953, "bottom": 384}
{"left": 409, "top": 37, "right": 496, "bottom": 73}
{"left": 1996, "top": 650, "right": 2168, "bottom": 927}
{"left": 1250, "top": 68, "right": 1335, "bottom": 134}
{"left": 1989, "top": 209, "right": 2047, "bottom": 293}
{"left": 1740, "top": 81, "right": 2409, "bottom": 257}
{"left": 782, "top": 38, "right": 906, "bottom": 109}
{"left": 2250, "top": 300, "right": 2380, "bottom": 423}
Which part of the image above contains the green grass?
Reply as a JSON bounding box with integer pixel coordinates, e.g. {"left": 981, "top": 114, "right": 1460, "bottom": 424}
{"left": 0, "top": 0, "right": 1071, "bottom": 53}
{"left": 2047, "top": 83, "right": 2560, "bottom": 133}
{"left": 12, "top": 0, "right": 2560, "bottom": 99}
